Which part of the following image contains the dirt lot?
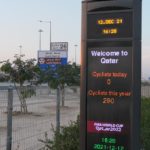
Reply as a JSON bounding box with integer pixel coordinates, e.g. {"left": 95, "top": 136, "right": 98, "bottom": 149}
{"left": 0, "top": 86, "right": 80, "bottom": 150}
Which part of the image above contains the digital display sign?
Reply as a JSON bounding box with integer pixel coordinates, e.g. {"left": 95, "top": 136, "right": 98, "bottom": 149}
{"left": 86, "top": 45, "right": 132, "bottom": 150}
{"left": 51, "top": 42, "right": 68, "bottom": 51}
{"left": 81, "top": 1, "right": 141, "bottom": 149}
{"left": 87, "top": 12, "right": 132, "bottom": 39}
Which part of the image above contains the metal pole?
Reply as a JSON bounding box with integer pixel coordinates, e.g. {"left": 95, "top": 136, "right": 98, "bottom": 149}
{"left": 38, "top": 20, "right": 51, "bottom": 50}
{"left": 56, "top": 86, "right": 60, "bottom": 132}
{"left": 39, "top": 30, "right": 41, "bottom": 50}
{"left": 38, "top": 29, "right": 43, "bottom": 50}
{"left": 50, "top": 21, "right": 51, "bottom": 50}
{"left": 19, "top": 45, "right": 22, "bottom": 57}
{"left": 6, "top": 86, "right": 13, "bottom": 150}
{"left": 74, "top": 45, "right": 78, "bottom": 64}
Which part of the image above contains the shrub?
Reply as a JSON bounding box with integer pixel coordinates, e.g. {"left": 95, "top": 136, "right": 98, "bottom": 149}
{"left": 40, "top": 97, "right": 150, "bottom": 150}
{"left": 40, "top": 116, "right": 80, "bottom": 150}
{"left": 141, "top": 97, "right": 150, "bottom": 149}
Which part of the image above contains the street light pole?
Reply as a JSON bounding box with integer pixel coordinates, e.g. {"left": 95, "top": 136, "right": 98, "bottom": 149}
{"left": 38, "top": 20, "right": 51, "bottom": 50}
{"left": 74, "top": 44, "right": 78, "bottom": 64}
{"left": 38, "top": 29, "right": 43, "bottom": 50}
{"left": 49, "top": 21, "right": 51, "bottom": 50}
{"left": 19, "top": 45, "right": 22, "bottom": 57}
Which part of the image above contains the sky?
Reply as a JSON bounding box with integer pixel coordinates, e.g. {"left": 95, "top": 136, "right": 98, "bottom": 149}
{"left": 0, "top": 0, "right": 149, "bottom": 79}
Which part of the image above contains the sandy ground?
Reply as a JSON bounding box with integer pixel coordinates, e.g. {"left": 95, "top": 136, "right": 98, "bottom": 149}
{"left": 0, "top": 87, "right": 80, "bottom": 150}
{"left": 0, "top": 85, "right": 150, "bottom": 150}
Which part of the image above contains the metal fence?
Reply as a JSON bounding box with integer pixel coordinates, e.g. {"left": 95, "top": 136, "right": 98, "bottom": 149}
{"left": 0, "top": 87, "right": 8, "bottom": 150}
{"left": 141, "top": 86, "right": 150, "bottom": 98}
{"left": 0, "top": 85, "right": 80, "bottom": 150}
{"left": 0, "top": 85, "right": 150, "bottom": 150}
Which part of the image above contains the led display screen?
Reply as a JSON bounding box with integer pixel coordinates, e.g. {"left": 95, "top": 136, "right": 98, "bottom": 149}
{"left": 87, "top": 12, "right": 132, "bottom": 39}
{"left": 86, "top": 43, "right": 132, "bottom": 150}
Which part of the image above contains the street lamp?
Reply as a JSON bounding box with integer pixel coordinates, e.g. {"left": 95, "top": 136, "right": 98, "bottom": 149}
{"left": 74, "top": 44, "right": 78, "bottom": 64}
{"left": 38, "top": 29, "right": 43, "bottom": 50}
{"left": 19, "top": 45, "right": 22, "bottom": 57}
{"left": 38, "top": 20, "right": 51, "bottom": 50}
